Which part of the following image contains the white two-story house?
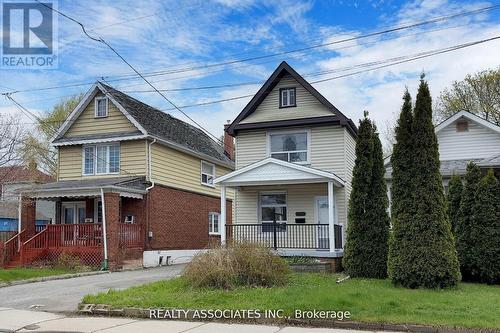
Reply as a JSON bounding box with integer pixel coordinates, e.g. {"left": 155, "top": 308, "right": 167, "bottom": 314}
{"left": 215, "top": 62, "right": 357, "bottom": 265}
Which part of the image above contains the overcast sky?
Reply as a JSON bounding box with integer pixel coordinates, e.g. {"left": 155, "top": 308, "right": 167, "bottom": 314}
{"left": 0, "top": 0, "right": 499, "bottom": 146}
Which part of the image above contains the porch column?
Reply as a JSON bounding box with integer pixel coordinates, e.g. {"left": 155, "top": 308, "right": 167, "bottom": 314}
{"left": 328, "top": 181, "right": 335, "bottom": 253}
{"left": 103, "top": 192, "right": 121, "bottom": 270}
{"left": 220, "top": 185, "right": 226, "bottom": 245}
{"left": 20, "top": 196, "right": 36, "bottom": 237}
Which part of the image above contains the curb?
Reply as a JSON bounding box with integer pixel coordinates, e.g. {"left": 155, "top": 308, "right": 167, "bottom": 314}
{"left": 0, "top": 271, "right": 108, "bottom": 288}
{"left": 77, "top": 304, "right": 500, "bottom": 333}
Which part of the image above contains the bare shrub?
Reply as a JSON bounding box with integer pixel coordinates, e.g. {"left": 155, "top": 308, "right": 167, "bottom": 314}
{"left": 183, "top": 242, "right": 289, "bottom": 289}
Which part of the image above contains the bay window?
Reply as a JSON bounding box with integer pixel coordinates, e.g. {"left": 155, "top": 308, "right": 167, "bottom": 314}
{"left": 83, "top": 144, "right": 120, "bottom": 175}
{"left": 269, "top": 131, "right": 308, "bottom": 163}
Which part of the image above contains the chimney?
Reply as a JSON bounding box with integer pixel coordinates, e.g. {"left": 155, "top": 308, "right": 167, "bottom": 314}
{"left": 223, "top": 120, "right": 235, "bottom": 160}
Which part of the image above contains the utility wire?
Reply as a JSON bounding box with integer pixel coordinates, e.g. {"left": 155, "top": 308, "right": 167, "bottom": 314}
{"left": 2, "top": 4, "right": 498, "bottom": 96}
{"left": 35, "top": 1, "right": 233, "bottom": 150}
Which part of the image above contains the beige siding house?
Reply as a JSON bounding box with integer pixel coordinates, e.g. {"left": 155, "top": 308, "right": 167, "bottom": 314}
{"left": 215, "top": 62, "right": 357, "bottom": 260}
{"left": 11, "top": 82, "right": 235, "bottom": 270}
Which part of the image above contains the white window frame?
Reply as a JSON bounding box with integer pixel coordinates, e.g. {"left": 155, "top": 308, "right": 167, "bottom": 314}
{"left": 279, "top": 87, "right": 296, "bottom": 108}
{"left": 266, "top": 129, "right": 310, "bottom": 164}
{"left": 82, "top": 143, "right": 120, "bottom": 176}
{"left": 209, "top": 212, "right": 221, "bottom": 235}
{"left": 94, "top": 97, "right": 108, "bottom": 118}
{"left": 200, "top": 161, "right": 216, "bottom": 187}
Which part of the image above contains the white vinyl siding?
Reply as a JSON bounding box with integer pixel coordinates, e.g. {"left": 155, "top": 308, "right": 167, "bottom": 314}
{"left": 235, "top": 130, "right": 267, "bottom": 169}
{"left": 437, "top": 118, "right": 500, "bottom": 160}
{"left": 239, "top": 74, "right": 333, "bottom": 124}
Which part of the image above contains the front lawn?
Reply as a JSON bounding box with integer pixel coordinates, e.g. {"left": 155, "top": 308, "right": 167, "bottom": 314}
{"left": 83, "top": 273, "right": 500, "bottom": 329}
{"left": 0, "top": 268, "right": 75, "bottom": 283}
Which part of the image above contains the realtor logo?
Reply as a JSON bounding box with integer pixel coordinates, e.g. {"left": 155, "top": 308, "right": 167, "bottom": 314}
{"left": 1, "top": 0, "right": 58, "bottom": 69}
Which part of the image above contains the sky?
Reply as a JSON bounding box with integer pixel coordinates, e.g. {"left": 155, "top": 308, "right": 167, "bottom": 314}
{"left": 0, "top": 0, "right": 499, "bottom": 148}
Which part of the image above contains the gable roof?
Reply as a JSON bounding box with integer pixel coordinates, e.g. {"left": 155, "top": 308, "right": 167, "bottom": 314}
{"left": 226, "top": 61, "right": 357, "bottom": 137}
{"left": 51, "top": 82, "right": 234, "bottom": 168}
{"left": 435, "top": 110, "right": 500, "bottom": 134}
{"left": 0, "top": 166, "right": 53, "bottom": 184}
{"left": 215, "top": 157, "right": 345, "bottom": 187}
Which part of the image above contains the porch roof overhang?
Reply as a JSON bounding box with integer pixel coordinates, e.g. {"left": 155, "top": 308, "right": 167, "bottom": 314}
{"left": 19, "top": 176, "right": 148, "bottom": 200}
{"left": 214, "top": 158, "right": 345, "bottom": 187}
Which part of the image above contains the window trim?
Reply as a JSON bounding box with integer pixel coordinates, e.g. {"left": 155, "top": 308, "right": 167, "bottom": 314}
{"left": 81, "top": 143, "right": 120, "bottom": 176}
{"left": 279, "top": 87, "right": 296, "bottom": 108}
{"left": 94, "top": 97, "right": 109, "bottom": 118}
{"left": 208, "top": 212, "right": 221, "bottom": 235}
{"left": 200, "top": 160, "right": 216, "bottom": 187}
{"left": 266, "top": 129, "right": 311, "bottom": 165}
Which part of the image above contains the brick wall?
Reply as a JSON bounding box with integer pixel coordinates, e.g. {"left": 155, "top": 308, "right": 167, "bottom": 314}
{"left": 147, "top": 185, "right": 232, "bottom": 250}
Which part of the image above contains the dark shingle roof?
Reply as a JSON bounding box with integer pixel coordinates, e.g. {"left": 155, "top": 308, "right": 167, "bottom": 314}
{"left": 0, "top": 166, "right": 53, "bottom": 184}
{"left": 99, "top": 83, "right": 233, "bottom": 165}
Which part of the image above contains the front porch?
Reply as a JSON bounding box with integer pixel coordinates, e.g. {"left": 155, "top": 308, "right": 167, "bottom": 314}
{"left": 1, "top": 177, "right": 147, "bottom": 269}
{"left": 215, "top": 158, "right": 346, "bottom": 255}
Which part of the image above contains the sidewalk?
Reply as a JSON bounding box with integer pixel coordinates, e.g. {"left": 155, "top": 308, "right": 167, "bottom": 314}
{"left": 0, "top": 308, "right": 400, "bottom": 333}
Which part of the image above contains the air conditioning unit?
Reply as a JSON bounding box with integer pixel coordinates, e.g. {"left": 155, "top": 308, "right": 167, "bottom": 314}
{"left": 84, "top": 218, "right": 93, "bottom": 223}
{"left": 124, "top": 215, "right": 135, "bottom": 224}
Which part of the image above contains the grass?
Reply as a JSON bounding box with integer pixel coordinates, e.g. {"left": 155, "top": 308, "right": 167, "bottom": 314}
{"left": 83, "top": 273, "right": 500, "bottom": 329}
{"left": 0, "top": 267, "right": 75, "bottom": 283}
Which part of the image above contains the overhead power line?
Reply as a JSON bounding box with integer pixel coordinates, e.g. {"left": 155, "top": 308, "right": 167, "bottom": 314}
{"left": 1, "top": 4, "right": 498, "bottom": 96}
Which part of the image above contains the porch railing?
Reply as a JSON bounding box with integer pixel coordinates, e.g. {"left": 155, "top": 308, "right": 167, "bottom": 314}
{"left": 119, "top": 223, "right": 142, "bottom": 248}
{"left": 35, "top": 225, "right": 47, "bottom": 234}
{"left": 226, "top": 223, "right": 344, "bottom": 250}
{"left": 0, "top": 231, "right": 17, "bottom": 243}
{"left": 2, "top": 229, "right": 27, "bottom": 267}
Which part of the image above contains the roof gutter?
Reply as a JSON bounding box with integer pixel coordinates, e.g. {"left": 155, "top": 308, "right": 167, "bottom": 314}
{"left": 146, "top": 139, "right": 156, "bottom": 191}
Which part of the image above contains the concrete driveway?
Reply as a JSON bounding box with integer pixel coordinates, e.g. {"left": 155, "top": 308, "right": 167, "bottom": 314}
{"left": 0, "top": 265, "right": 185, "bottom": 313}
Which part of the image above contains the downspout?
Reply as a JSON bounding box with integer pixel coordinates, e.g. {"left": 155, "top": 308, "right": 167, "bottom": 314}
{"left": 146, "top": 138, "right": 156, "bottom": 191}
{"left": 145, "top": 139, "right": 156, "bottom": 249}
{"left": 100, "top": 188, "right": 109, "bottom": 270}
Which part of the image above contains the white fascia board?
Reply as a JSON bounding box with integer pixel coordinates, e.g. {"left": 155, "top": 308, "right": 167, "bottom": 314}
{"left": 50, "top": 84, "right": 100, "bottom": 143}
{"left": 435, "top": 111, "right": 500, "bottom": 134}
{"left": 52, "top": 135, "right": 147, "bottom": 147}
{"left": 215, "top": 157, "right": 345, "bottom": 186}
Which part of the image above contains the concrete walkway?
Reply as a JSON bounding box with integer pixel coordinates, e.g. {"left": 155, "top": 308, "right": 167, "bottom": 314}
{"left": 0, "top": 265, "right": 184, "bottom": 312}
{"left": 0, "top": 308, "right": 401, "bottom": 333}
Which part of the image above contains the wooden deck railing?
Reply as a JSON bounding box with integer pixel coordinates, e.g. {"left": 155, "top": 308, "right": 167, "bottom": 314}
{"left": 119, "top": 223, "right": 142, "bottom": 248}
{"left": 2, "top": 230, "right": 26, "bottom": 266}
{"left": 226, "top": 223, "right": 344, "bottom": 250}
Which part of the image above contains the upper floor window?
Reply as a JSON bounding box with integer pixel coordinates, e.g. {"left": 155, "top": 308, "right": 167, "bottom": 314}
{"left": 95, "top": 97, "right": 108, "bottom": 118}
{"left": 83, "top": 144, "right": 120, "bottom": 175}
{"left": 201, "top": 161, "right": 215, "bottom": 187}
{"left": 279, "top": 87, "right": 296, "bottom": 108}
{"left": 209, "top": 212, "right": 220, "bottom": 235}
{"left": 456, "top": 120, "right": 468, "bottom": 132}
{"left": 269, "top": 131, "right": 309, "bottom": 163}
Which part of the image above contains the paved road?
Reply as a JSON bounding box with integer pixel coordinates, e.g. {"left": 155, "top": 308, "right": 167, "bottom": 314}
{"left": 0, "top": 265, "right": 184, "bottom": 313}
{"left": 0, "top": 308, "right": 402, "bottom": 333}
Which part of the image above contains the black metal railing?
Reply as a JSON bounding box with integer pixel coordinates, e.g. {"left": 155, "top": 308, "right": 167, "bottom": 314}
{"left": 226, "top": 223, "right": 344, "bottom": 250}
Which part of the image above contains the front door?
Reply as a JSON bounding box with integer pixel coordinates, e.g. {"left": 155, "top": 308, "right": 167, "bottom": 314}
{"left": 61, "top": 202, "right": 86, "bottom": 224}
{"left": 315, "top": 196, "right": 331, "bottom": 249}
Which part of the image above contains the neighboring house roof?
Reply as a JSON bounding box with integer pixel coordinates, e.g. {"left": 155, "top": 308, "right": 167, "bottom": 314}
{"left": 226, "top": 61, "right": 357, "bottom": 137}
{"left": 435, "top": 110, "right": 500, "bottom": 134}
{"left": 0, "top": 166, "right": 53, "bottom": 184}
{"left": 51, "top": 82, "right": 234, "bottom": 169}
{"left": 21, "top": 176, "right": 148, "bottom": 199}
{"left": 215, "top": 157, "right": 345, "bottom": 187}
{"left": 0, "top": 201, "right": 50, "bottom": 220}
